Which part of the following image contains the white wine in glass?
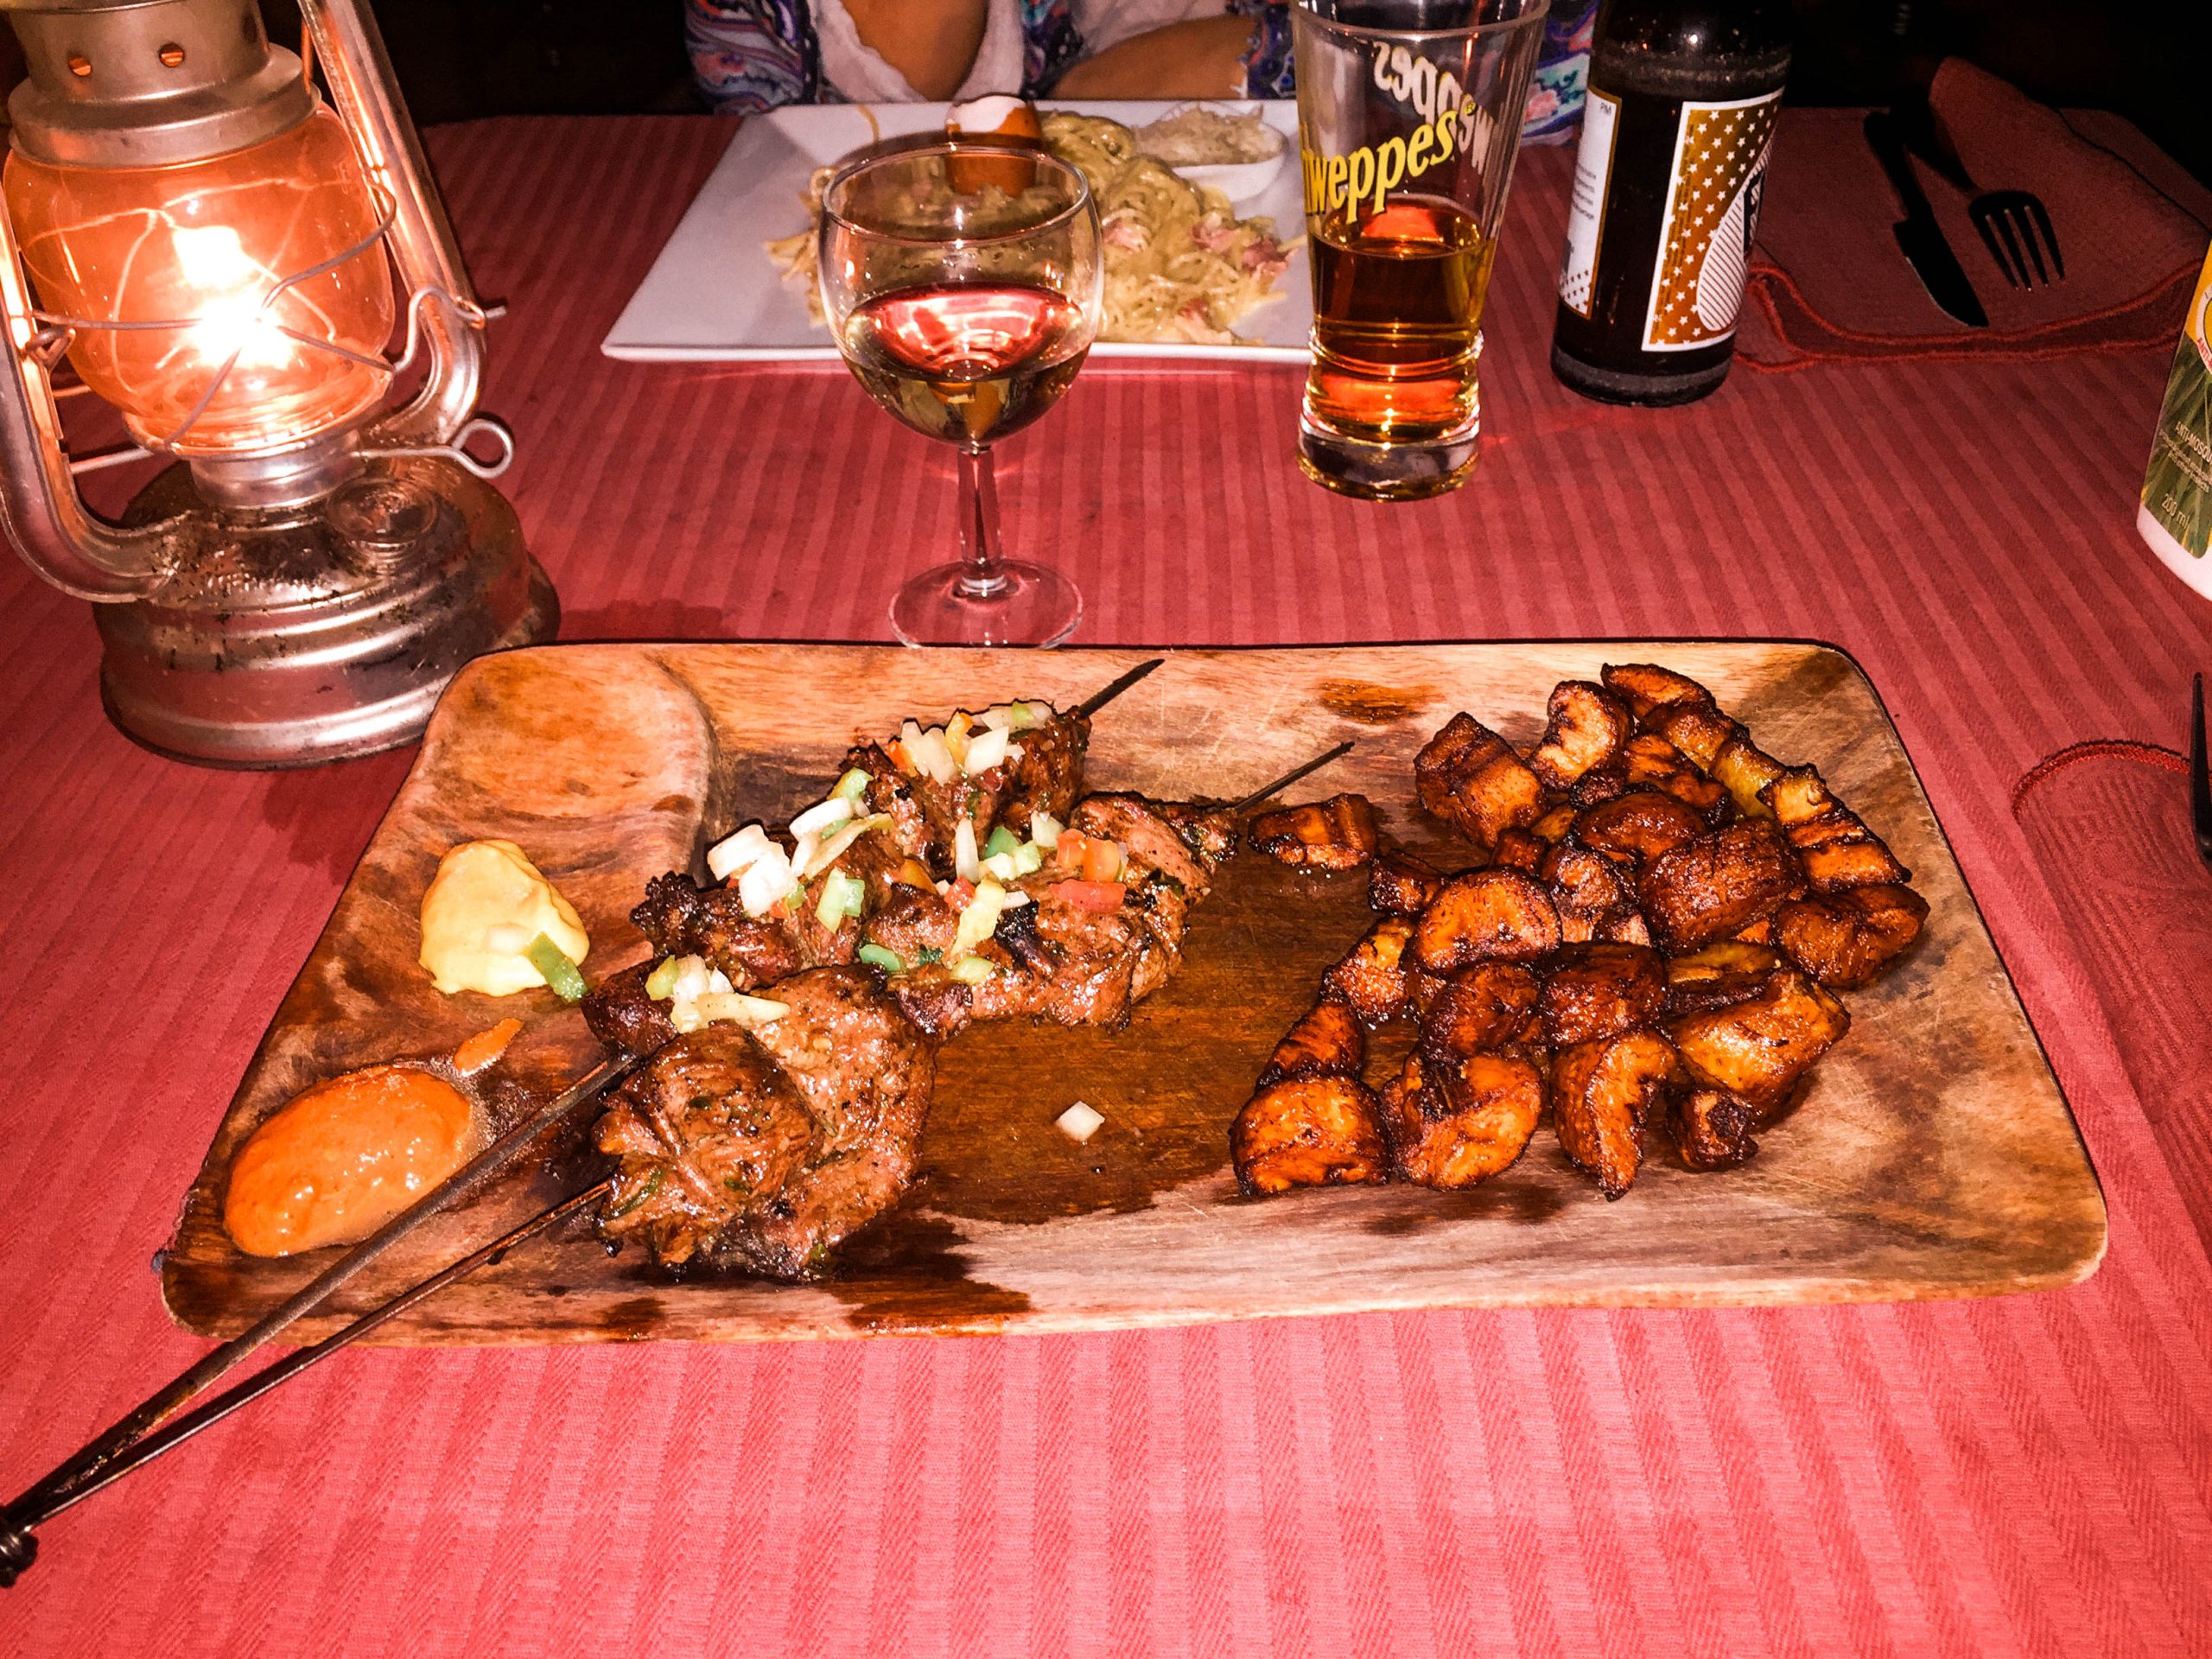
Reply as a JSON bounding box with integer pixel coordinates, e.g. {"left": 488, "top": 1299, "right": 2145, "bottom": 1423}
{"left": 818, "top": 141, "right": 1103, "bottom": 646}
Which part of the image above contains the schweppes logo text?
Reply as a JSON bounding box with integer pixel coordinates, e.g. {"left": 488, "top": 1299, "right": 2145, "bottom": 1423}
{"left": 1300, "top": 44, "right": 1491, "bottom": 219}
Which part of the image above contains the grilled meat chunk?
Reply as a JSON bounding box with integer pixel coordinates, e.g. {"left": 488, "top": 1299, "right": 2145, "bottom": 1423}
{"left": 1637, "top": 819, "right": 1806, "bottom": 954}
{"left": 595, "top": 1024, "right": 815, "bottom": 1267}
{"left": 1539, "top": 842, "right": 1648, "bottom": 946}
{"left": 1669, "top": 968, "right": 1849, "bottom": 1113}
{"left": 1762, "top": 766, "right": 1911, "bottom": 892}
{"left": 1370, "top": 842, "right": 1444, "bottom": 915}
{"left": 999, "top": 709, "right": 1089, "bottom": 836}
{"left": 1414, "top": 713, "right": 1544, "bottom": 851}
{"left": 1260, "top": 996, "right": 1366, "bottom": 1085}
{"left": 1420, "top": 962, "right": 1541, "bottom": 1059}
{"left": 1527, "top": 681, "right": 1632, "bottom": 791}
{"left": 1249, "top": 792, "right": 1380, "bottom": 871}
{"left": 1382, "top": 1049, "right": 1543, "bottom": 1188}
{"left": 1621, "top": 733, "right": 1730, "bottom": 820}
{"left": 1541, "top": 942, "right": 1667, "bottom": 1046}
{"left": 1072, "top": 793, "right": 1228, "bottom": 894}
{"left": 1232, "top": 1076, "right": 1389, "bottom": 1193}
{"left": 1323, "top": 917, "right": 1421, "bottom": 1026}
{"left": 1412, "top": 869, "right": 1562, "bottom": 974}
{"left": 1551, "top": 1030, "right": 1677, "bottom": 1199}
{"left": 1675, "top": 1086, "right": 1761, "bottom": 1170}
{"left": 862, "top": 885, "right": 961, "bottom": 969}
{"left": 1774, "top": 884, "right": 1928, "bottom": 988}
{"left": 1662, "top": 941, "right": 1784, "bottom": 1017}
{"left": 582, "top": 961, "right": 679, "bottom": 1058}
{"left": 632, "top": 873, "right": 808, "bottom": 990}
{"left": 728, "top": 967, "right": 935, "bottom": 1279}
{"left": 1572, "top": 790, "right": 1708, "bottom": 869}
{"left": 842, "top": 742, "right": 935, "bottom": 863}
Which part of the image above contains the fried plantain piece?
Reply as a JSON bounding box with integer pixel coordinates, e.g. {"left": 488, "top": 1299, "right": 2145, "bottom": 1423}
{"left": 1663, "top": 940, "right": 1783, "bottom": 1017}
{"left": 1675, "top": 1086, "right": 1761, "bottom": 1170}
{"left": 1637, "top": 819, "right": 1806, "bottom": 953}
{"left": 1541, "top": 942, "right": 1667, "bottom": 1046}
{"left": 1232, "top": 1076, "right": 1389, "bottom": 1193}
{"left": 1708, "top": 728, "right": 1790, "bottom": 820}
{"left": 1370, "top": 842, "right": 1445, "bottom": 915}
{"left": 1420, "top": 962, "right": 1542, "bottom": 1059}
{"left": 1412, "top": 868, "right": 1562, "bottom": 973}
{"left": 1775, "top": 883, "right": 1929, "bottom": 988}
{"left": 1621, "top": 733, "right": 1730, "bottom": 820}
{"left": 1669, "top": 968, "right": 1849, "bottom": 1112}
{"left": 1761, "top": 766, "right": 1911, "bottom": 892}
{"left": 1734, "top": 914, "right": 1775, "bottom": 945}
{"left": 1539, "top": 842, "right": 1641, "bottom": 944}
{"left": 1414, "top": 713, "right": 1545, "bottom": 851}
{"left": 1573, "top": 789, "right": 1708, "bottom": 868}
{"left": 1600, "top": 663, "right": 1714, "bottom": 721}
{"left": 1531, "top": 802, "right": 1580, "bottom": 842}
{"left": 1382, "top": 1048, "right": 1546, "bottom": 1188}
{"left": 1551, "top": 1031, "right": 1678, "bottom": 1199}
{"left": 1249, "top": 792, "right": 1381, "bottom": 872}
{"left": 1322, "top": 916, "right": 1421, "bottom": 1026}
{"left": 1493, "top": 829, "right": 1545, "bottom": 873}
{"left": 1259, "top": 996, "right": 1366, "bottom": 1086}
{"left": 1528, "top": 680, "right": 1632, "bottom": 791}
{"left": 1641, "top": 701, "right": 1741, "bottom": 772}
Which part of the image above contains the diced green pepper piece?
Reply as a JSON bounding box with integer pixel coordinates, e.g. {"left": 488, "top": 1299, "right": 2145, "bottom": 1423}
{"left": 833, "top": 766, "right": 871, "bottom": 802}
{"left": 950, "top": 955, "right": 993, "bottom": 985}
{"left": 643, "top": 956, "right": 680, "bottom": 1001}
{"left": 524, "top": 934, "right": 587, "bottom": 1003}
{"left": 816, "top": 868, "right": 866, "bottom": 929}
{"left": 856, "top": 942, "right": 905, "bottom": 976}
{"left": 1012, "top": 842, "right": 1045, "bottom": 875}
{"left": 984, "top": 823, "right": 1022, "bottom": 859}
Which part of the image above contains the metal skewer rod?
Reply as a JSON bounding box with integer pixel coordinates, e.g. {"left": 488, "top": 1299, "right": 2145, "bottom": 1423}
{"left": 0, "top": 1179, "right": 615, "bottom": 1585}
{"left": 0, "top": 1052, "right": 639, "bottom": 1550}
{"left": 1231, "top": 741, "right": 1355, "bottom": 814}
{"left": 1071, "top": 657, "right": 1163, "bottom": 718}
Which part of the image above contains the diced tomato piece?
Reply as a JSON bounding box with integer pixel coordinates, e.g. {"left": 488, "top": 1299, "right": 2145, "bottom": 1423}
{"left": 1080, "top": 837, "right": 1123, "bottom": 883}
{"left": 1052, "top": 879, "right": 1126, "bottom": 914}
{"left": 887, "top": 740, "right": 912, "bottom": 772}
{"left": 947, "top": 877, "right": 976, "bottom": 910}
{"left": 1054, "top": 830, "right": 1090, "bottom": 872}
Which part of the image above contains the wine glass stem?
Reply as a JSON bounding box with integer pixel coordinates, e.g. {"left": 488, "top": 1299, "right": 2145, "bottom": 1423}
{"left": 955, "top": 445, "right": 1009, "bottom": 601}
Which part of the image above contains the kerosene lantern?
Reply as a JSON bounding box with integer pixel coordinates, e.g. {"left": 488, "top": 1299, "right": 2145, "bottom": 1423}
{"left": 0, "top": 0, "right": 555, "bottom": 766}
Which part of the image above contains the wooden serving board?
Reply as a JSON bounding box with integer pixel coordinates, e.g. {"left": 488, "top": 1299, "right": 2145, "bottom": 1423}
{"left": 162, "top": 644, "right": 2104, "bottom": 1344}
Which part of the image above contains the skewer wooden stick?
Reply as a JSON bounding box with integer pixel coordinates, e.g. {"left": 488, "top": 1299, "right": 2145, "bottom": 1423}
{"left": 1231, "top": 741, "right": 1355, "bottom": 813}
{"left": 1071, "top": 657, "right": 1163, "bottom": 718}
{"left": 0, "top": 1051, "right": 639, "bottom": 1576}
{"left": 0, "top": 1180, "right": 615, "bottom": 1585}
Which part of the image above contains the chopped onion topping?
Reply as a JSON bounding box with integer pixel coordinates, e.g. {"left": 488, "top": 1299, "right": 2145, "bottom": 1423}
{"left": 1056, "top": 1101, "right": 1105, "bottom": 1143}
{"left": 798, "top": 813, "right": 888, "bottom": 880}
{"left": 950, "top": 877, "right": 1008, "bottom": 959}
{"left": 1029, "top": 810, "right": 1064, "bottom": 849}
{"left": 790, "top": 796, "right": 854, "bottom": 838}
{"left": 963, "top": 725, "right": 1011, "bottom": 773}
{"left": 954, "top": 819, "right": 982, "bottom": 884}
{"left": 707, "top": 822, "right": 777, "bottom": 882}
{"left": 736, "top": 850, "right": 798, "bottom": 918}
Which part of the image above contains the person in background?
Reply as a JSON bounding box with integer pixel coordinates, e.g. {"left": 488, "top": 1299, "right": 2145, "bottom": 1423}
{"left": 688, "top": 0, "right": 1597, "bottom": 141}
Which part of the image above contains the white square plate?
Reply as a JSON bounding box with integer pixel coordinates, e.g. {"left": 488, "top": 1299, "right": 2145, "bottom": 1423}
{"left": 601, "top": 99, "right": 1311, "bottom": 365}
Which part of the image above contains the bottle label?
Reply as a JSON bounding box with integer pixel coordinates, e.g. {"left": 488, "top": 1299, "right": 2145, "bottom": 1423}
{"left": 1640, "top": 90, "right": 1782, "bottom": 353}
{"left": 1557, "top": 88, "right": 1619, "bottom": 318}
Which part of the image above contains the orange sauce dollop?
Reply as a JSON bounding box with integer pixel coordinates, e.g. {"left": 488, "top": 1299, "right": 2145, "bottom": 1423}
{"left": 223, "top": 1065, "right": 478, "bottom": 1257}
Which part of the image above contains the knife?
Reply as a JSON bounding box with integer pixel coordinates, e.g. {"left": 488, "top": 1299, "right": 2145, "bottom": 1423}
{"left": 1864, "top": 109, "right": 1987, "bottom": 328}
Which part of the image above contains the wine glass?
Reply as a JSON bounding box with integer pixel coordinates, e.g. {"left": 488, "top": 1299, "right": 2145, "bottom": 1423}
{"left": 818, "top": 141, "right": 1103, "bottom": 647}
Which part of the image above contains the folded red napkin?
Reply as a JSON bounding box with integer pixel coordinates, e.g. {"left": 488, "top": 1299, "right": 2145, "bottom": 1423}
{"left": 2012, "top": 741, "right": 2212, "bottom": 1257}
{"left": 1743, "top": 60, "right": 2209, "bottom": 367}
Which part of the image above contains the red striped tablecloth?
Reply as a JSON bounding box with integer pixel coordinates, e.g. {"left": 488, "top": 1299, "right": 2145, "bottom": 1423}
{"left": 3, "top": 114, "right": 2209, "bottom": 1657}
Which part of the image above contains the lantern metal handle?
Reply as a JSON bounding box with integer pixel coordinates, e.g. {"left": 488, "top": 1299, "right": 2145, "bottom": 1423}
{"left": 298, "top": 0, "right": 482, "bottom": 452}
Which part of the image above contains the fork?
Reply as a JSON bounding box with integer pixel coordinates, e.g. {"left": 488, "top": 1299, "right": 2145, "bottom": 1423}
{"left": 1970, "top": 191, "right": 2066, "bottom": 289}
{"left": 2191, "top": 672, "right": 2211, "bottom": 872}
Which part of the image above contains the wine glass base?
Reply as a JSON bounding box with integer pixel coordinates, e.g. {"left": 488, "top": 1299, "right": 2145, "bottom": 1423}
{"left": 890, "top": 560, "right": 1082, "bottom": 647}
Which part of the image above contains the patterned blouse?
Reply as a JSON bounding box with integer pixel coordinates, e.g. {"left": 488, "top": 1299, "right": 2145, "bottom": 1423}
{"left": 687, "top": 0, "right": 1589, "bottom": 142}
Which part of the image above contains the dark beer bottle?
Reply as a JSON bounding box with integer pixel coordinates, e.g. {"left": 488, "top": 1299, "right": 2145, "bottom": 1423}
{"left": 1550, "top": 0, "right": 1791, "bottom": 404}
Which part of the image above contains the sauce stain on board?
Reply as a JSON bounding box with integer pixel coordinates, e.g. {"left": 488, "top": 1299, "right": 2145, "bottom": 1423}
{"left": 1319, "top": 679, "right": 1438, "bottom": 726}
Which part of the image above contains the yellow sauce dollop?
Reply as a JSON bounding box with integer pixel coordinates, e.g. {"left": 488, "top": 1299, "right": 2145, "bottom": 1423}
{"left": 418, "top": 839, "right": 589, "bottom": 996}
{"left": 224, "top": 1065, "right": 478, "bottom": 1256}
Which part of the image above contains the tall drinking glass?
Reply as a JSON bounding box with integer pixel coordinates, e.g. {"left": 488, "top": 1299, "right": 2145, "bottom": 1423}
{"left": 1293, "top": 0, "right": 1548, "bottom": 500}
{"left": 819, "top": 143, "right": 1103, "bottom": 646}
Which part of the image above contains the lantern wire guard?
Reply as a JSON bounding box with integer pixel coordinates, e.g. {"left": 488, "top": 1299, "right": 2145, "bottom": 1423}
{"left": 0, "top": 0, "right": 558, "bottom": 767}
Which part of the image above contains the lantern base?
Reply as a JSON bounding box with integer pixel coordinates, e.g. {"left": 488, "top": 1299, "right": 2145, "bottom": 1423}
{"left": 94, "top": 454, "right": 556, "bottom": 769}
